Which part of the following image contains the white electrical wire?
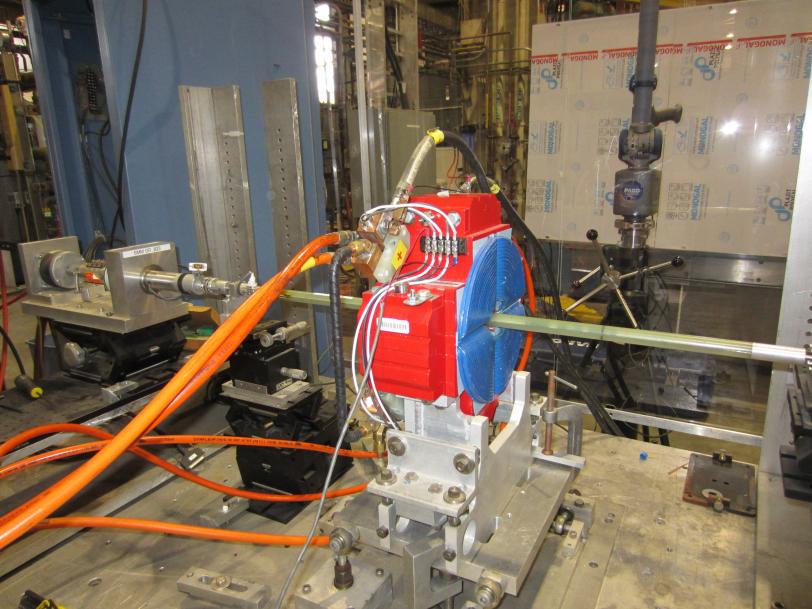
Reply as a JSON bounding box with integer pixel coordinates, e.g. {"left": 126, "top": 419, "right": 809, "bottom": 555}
{"left": 352, "top": 206, "right": 443, "bottom": 399}
{"left": 273, "top": 290, "right": 389, "bottom": 609}
{"left": 275, "top": 201, "right": 462, "bottom": 606}
{"left": 352, "top": 203, "right": 458, "bottom": 426}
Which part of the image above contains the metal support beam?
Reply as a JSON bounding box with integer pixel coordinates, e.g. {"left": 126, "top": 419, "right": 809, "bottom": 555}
{"left": 179, "top": 84, "right": 257, "bottom": 305}
{"left": 551, "top": 400, "right": 762, "bottom": 448}
{"left": 262, "top": 79, "right": 318, "bottom": 376}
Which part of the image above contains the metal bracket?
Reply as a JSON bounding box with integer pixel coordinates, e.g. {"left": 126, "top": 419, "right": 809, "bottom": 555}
{"left": 403, "top": 537, "right": 463, "bottom": 609}
{"left": 177, "top": 568, "right": 270, "bottom": 609}
{"left": 293, "top": 557, "right": 393, "bottom": 609}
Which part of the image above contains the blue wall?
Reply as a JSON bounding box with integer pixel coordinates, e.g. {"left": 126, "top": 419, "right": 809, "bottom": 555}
{"left": 26, "top": 0, "right": 327, "bottom": 283}
{"left": 24, "top": 0, "right": 119, "bottom": 244}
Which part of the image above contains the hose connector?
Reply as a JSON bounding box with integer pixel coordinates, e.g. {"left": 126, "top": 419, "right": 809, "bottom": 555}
{"left": 336, "top": 230, "right": 359, "bottom": 246}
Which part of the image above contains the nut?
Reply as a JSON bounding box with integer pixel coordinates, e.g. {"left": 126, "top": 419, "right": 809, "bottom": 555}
{"left": 377, "top": 468, "right": 396, "bottom": 485}
{"left": 443, "top": 486, "right": 466, "bottom": 504}
{"left": 387, "top": 437, "right": 406, "bottom": 456}
{"left": 453, "top": 453, "right": 475, "bottom": 475}
{"left": 475, "top": 578, "right": 503, "bottom": 609}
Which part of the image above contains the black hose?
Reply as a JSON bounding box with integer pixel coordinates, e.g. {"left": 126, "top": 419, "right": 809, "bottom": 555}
{"left": 385, "top": 24, "right": 409, "bottom": 109}
{"left": 0, "top": 324, "right": 27, "bottom": 377}
{"left": 437, "top": 131, "right": 622, "bottom": 435}
{"left": 109, "top": 0, "right": 149, "bottom": 247}
{"left": 437, "top": 132, "right": 490, "bottom": 196}
{"left": 329, "top": 247, "right": 353, "bottom": 429}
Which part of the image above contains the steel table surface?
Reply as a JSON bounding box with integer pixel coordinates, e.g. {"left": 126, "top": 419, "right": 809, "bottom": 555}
{"left": 0, "top": 429, "right": 762, "bottom": 609}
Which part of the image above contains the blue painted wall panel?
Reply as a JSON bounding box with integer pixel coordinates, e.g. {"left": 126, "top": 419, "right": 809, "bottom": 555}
{"left": 24, "top": 0, "right": 119, "bottom": 246}
{"left": 92, "top": 0, "right": 326, "bottom": 280}
{"left": 27, "top": 0, "right": 326, "bottom": 282}
{"left": 26, "top": 0, "right": 329, "bottom": 365}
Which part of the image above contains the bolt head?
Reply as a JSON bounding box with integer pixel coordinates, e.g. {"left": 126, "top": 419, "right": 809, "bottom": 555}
{"left": 376, "top": 526, "right": 389, "bottom": 538}
{"left": 387, "top": 436, "right": 406, "bottom": 456}
{"left": 443, "top": 485, "right": 466, "bottom": 504}
{"left": 375, "top": 568, "right": 385, "bottom": 577}
{"left": 574, "top": 498, "right": 584, "bottom": 507}
{"left": 443, "top": 549, "right": 457, "bottom": 561}
{"left": 377, "top": 468, "right": 396, "bottom": 485}
{"left": 302, "top": 584, "right": 312, "bottom": 594}
{"left": 453, "top": 453, "right": 475, "bottom": 474}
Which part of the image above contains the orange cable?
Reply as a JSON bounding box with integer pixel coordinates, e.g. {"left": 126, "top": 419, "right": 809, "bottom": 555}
{"left": 514, "top": 239, "right": 537, "bottom": 372}
{"left": 0, "top": 434, "right": 369, "bottom": 504}
{"left": 0, "top": 424, "right": 374, "bottom": 460}
{"left": 34, "top": 516, "right": 330, "bottom": 547}
{"left": 0, "top": 234, "right": 340, "bottom": 549}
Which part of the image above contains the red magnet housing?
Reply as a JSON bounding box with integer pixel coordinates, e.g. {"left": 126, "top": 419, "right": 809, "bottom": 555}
{"left": 358, "top": 193, "right": 510, "bottom": 407}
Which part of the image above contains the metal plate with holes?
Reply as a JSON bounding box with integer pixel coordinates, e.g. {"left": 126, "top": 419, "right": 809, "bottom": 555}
{"left": 221, "top": 380, "right": 316, "bottom": 411}
{"left": 0, "top": 430, "right": 766, "bottom": 609}
{"left": 262, "top": 78, "right": 318, "bottom": 375}
{"left": 179, "top": 85, "right": 257, "bottom": 299}
{"left": 683, "top": 452, "right": 757, "bottom": 516}
{"left": 177, "top": 567, "right": 269, "bottom": 609}
{"left": 293, "top": 557, "right": 393, "bottom": 609}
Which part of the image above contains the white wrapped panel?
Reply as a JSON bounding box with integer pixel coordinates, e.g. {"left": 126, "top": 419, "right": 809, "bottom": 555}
{"left": 527, "top": 0, "right": 812, "bottom": 256}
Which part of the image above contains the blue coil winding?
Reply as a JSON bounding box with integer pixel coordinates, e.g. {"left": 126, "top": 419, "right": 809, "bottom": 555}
{"left": 456, "top": 236, "right": 526, "bottom": 406}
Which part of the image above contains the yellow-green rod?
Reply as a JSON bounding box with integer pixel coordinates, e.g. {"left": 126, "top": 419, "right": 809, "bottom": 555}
{"left": 281, "top": 290, "right": 807, "bottom": 366}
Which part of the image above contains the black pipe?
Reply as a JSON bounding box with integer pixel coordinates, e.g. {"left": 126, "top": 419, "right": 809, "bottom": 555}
{"left": 385, "top": 24, "right": 409, "bottom": 109}
{"left": 329, "top": 247, "right": 353, "bottom": 429}
{"left": 631, "top": 0, "right": 659, "bottom": 126}
{"left": 0, "top": 323, "right": 26, "bottom": 377}
{"left": 437, "top": 132, "right": 490, "bottom": 196}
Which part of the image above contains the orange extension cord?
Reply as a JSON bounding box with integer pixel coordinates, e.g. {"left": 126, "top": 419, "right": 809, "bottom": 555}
{"left": 34, "top": 517, "right": 330, "bottom": 547}
{"left": 515, "top": 240, "right": 538, "bottom": 372}
{"left": 0, "top": 235, "right": 341, "bottom": 549}
{"left": 0, "top": 424, "right": 372, "bottom": 503}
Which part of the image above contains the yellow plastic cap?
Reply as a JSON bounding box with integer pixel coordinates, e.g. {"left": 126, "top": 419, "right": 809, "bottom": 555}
{"left": 299, "top": 257, "right": 317, "bottom": 272}
{"left": 427, "top": 129, "right": 444, "bottom": 145}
